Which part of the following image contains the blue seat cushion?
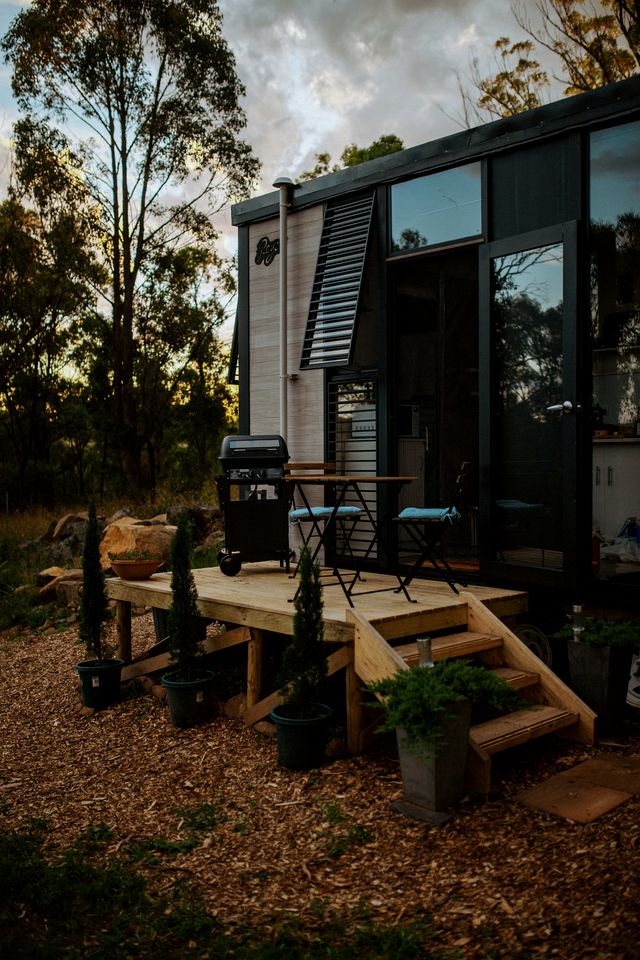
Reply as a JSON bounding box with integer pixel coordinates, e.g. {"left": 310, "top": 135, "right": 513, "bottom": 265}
{"left": 290, "top": 505, "right": 362, "bottom": 520}
{"left": 398, "top": 506, "right": 460, "bottom": 522}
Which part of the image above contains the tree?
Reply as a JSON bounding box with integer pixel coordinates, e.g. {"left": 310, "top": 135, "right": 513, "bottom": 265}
{"left": 79, "top": 501, "right": 109, "bottom": 661}
{"left": 465, "top": 1, "right": 640, "bottom": 121}
{"left": 2, "top": 0, "right": 259, "bottom": 492}
{"left": 0, "top": 194, "right": 101, "bottom": 505}
{"left": 299, "top": 134, "right": 404, "bottom": 182}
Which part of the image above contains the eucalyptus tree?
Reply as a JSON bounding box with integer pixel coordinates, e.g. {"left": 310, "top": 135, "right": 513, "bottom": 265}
{"left": 465, "top": 0, "right": 640, "bottom": 121}
{"left": 2, "top": 0, "right": 259, "bottom": 490}
{"left": 298, "top": 134, "right": 404, "bottom": 181}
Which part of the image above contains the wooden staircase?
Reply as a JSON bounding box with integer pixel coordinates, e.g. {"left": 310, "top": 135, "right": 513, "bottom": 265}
{"left": 348, "top": 592, "right": 596, "bottom": 794}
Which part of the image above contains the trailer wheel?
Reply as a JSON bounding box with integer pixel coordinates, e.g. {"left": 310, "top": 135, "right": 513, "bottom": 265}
{"left": 218, "top": 553, "right": 241, "bottom": 577}
{"left": 513, "top": 622, "right": 552, "bottom": 666}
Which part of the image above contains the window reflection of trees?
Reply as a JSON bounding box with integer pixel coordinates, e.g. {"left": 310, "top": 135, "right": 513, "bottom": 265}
{"left": 493, "top": 245, "right": 563, "bottom": 425}
{"left": 591, "top": 212, "right": 640, "bottom": 348}
{"left": 590, "top": 212, "right": 640, "bottom": 426}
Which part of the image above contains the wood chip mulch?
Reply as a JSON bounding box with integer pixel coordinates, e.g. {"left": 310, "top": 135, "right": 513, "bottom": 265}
{"left": 2, "top": 612, "right": 640, "bottom": 959}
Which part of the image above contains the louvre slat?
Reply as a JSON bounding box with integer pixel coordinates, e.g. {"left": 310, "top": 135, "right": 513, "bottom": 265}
{"left": 300, "top": 192, "right": 374, "bottom": 369}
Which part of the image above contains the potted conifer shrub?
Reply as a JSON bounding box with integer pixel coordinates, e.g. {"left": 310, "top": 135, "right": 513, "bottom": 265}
{"left": 557, "top": 616, "right": 640, "bottom": 736}
{"left": 75, "top": 502, "right": 124, "bottom": 709}
{"left": 161, "top": 512, "right": 215, "bottom": 728}
{"left": 270, "top": 547, "right": 332, "bottom": 770}
{"left": 368, "top": 659, "right": 522, "bottom": 823}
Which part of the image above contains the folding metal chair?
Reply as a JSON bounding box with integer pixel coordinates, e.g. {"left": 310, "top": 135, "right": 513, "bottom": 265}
{"left": 393, "top": 461, "right": 470, "bottom": 600}
{"left": 286, "top": 463, "right": 365, "bottom": 602}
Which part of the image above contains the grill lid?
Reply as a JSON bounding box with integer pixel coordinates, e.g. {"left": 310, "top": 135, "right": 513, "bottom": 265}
{"left": 219, "top": 434, "right": 289, "bottom": 467}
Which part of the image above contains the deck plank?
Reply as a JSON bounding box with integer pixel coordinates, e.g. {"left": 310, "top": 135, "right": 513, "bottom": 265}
{"left": 106, "top": 562, "right": 526, "bottom": 642}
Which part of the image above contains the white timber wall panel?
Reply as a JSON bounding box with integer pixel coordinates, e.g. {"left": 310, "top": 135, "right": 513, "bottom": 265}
{"left": 248, "top": 207, "right": 324, "bottom": 463}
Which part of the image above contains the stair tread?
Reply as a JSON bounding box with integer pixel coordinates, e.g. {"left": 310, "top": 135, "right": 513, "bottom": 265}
{"left": 492, "top": 666, "right": 540, "bottom": 689}
{"left": 395, "top": 631, "right": 503, "bottom": 664}
{"left": 470, "top": 705, "right": 578, "bottom": 755}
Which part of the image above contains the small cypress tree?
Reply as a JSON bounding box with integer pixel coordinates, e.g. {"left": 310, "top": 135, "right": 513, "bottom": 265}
{"left": 278, "top": 546, "right": 327, "bottom": 717}
{"left": 167, "top": 512, "right": 204, "bottom": 681}
{"left": 79, "top": 501, "right": 108, "bottom": 661}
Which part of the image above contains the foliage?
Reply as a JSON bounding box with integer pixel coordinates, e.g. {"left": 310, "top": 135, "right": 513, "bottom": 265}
{"left": 108, "top": 549, "right": 161, "bottom": 562}
{"left": 78, "top": 502, "right": 110, "bottom": 661}
{"left": 368, "top": 659, "right": 523, "bottom": 760}
{"left": 277, "top": 547, "right": 327, "bottom": 716}
{"left": 465, "top": 0, "right": 640, "bottom": 121}
{"left": 2, "top": 0, "right": 257, "bottom": 497}
{"left": 0, "top": 195, "right": 102, "bottom": 508}
{"left": 555, "top": 616, "right": 640, "bottom": 649}
{"left": 0, "top": 821, "right": 446, "bottom": 960}
{"left": 299, "top": 134, "right": 404, "bottom": 181}
{"left": 167, "top": 511, "right": 205, "bottom": 681}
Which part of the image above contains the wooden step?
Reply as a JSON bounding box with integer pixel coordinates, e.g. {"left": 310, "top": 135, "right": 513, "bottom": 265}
{"left": 470, "top": 705, "right": 579, "bottom": 756}
{"left": 395, "top": 630, "right": 503, "bottom": 666}
{"left": 492, "top": 666, "right": 540, "bottom": 690}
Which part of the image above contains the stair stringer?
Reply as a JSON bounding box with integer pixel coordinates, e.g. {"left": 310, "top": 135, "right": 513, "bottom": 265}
{"left": 462, "top": 592, "right": 597, "bottom": 746}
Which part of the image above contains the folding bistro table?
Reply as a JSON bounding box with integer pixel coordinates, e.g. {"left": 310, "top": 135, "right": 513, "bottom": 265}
{"left": 286, "top": 474, "right": 416, "bottom": 606}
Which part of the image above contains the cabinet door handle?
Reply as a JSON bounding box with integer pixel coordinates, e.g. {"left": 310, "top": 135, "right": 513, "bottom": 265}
{"left": 608, "top": 466, "right": 613, "bottom": 486}
{"left": 595, "top": 466, "right": 601, "bottom": 486}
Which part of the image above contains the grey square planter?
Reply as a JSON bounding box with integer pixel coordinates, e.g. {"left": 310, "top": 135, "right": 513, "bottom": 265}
{"left": 392, "top": 699, "right": 472, "bottom": 825}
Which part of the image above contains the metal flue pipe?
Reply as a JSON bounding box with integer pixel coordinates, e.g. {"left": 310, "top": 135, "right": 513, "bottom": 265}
{"left": 273, "top": 176, "right": 293, "bottom": 442}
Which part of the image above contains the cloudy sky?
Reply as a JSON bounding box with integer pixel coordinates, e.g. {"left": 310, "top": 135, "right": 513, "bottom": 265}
{"left": 0, "top": 0, "right": 565, "bottom": 336}
{"left": 0, "top": 0, "right": 566, "bottom": 195}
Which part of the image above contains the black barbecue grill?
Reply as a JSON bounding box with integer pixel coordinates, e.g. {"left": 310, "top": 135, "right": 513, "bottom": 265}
{"left": 215, "top": 435, "right": 293, "bottom": 576}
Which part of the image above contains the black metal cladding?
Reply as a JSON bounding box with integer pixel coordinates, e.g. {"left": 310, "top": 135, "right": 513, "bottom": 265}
{"left": 301, "top": 192, "right": 375, "bottom": 369}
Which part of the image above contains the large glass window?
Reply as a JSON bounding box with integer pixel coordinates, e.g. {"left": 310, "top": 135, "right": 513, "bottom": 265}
{"left": 590, "top": 121, "right": 640, "bottom": 576}
{"left": 390, "top": 162, "right": 482, "bottom": 254}
{"left": 491, "top": 243, "right": 565, "bottom": 570}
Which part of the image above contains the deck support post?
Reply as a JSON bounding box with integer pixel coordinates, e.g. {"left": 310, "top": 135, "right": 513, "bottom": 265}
{"left": 115, "top": 599, "right": 132, "bottom": 662}
{"left": 346, "top": 655, "right": 364, "bottom": 755}
{"left": 247, "top": 628, "right": 264, "bottom": 710}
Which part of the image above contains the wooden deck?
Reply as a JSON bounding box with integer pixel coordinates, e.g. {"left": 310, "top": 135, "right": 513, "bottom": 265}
{"left": 106, "top": 565, "right": 597, "bottom": 780}
{"left": 107, "top": 561, "right": 527, "bottom": 649}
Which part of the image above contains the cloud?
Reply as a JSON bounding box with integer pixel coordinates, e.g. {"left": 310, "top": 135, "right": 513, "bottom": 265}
{"left": 219, "top": 0, "right": 521, "bottom": 188}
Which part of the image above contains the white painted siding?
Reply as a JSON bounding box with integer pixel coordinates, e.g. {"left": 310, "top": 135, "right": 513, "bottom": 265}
{"left": 248, "top": 207, "right": 325, "bottom": 463}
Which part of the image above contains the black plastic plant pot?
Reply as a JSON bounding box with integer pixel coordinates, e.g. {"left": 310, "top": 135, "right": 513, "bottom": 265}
{"left": 270, "top": 703, "right": 333, "bottom": 771}
{"left": 75, "top": 659, "right": 125, "bottom": 710}
{"left": 161, "top": 670, "right": 216, "bottom": 728}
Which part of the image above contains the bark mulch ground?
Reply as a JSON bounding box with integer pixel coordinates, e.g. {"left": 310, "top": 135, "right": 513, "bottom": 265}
{"left": 2, "top": 612, "right": 639, "bottom": 959}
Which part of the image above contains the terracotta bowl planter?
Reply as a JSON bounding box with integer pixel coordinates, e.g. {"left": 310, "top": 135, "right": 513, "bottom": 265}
{"left": 110, "top": 558, "right": 162, "bottom": 580}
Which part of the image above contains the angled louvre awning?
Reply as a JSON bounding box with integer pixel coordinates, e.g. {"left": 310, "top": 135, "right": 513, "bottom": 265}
{"left": 228, "top": 312, "right": 239, "bottom": 385}
{"left": 301, "top": 192, "right": 375, "bottom": 369}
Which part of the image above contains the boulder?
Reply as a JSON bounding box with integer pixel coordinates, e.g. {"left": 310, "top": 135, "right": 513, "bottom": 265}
{"left": 105, "top": 507, "right": 136, "bottom": 525}
{"left": 37, "top": 569, "right": 83, "bottom": 604}
{"left": 52, "top": 513, "right": 91, "bottom": 541}
{"left": 99, "top": 521, "right": 176, "bottom": 571}
{"left": 166, "top": 502, "right": 221, "bottom": 538}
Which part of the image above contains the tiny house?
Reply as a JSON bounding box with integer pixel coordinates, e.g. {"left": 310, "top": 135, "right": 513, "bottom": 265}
{"left": 230, "top": 77, "right": 640, "bottom": 627}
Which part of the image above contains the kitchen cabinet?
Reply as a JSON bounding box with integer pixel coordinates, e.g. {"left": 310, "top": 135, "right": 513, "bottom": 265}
{"left": 592, "top": 439, "right": 640, "bottom": 538}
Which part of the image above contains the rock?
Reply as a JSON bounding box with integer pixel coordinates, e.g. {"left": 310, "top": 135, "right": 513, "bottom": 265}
{"left": 37, "top": 540, "right": 82, "bottom": 568}
{"left": 37, "top": 566, "right": 67, "bottom": 586}
{"left": 56, "top": 580, "right": 83, "bottom": 604}
{"left": 52, "top": 513, "right": 91, "bottom": 541}
{"left": 37, "top": 570, "right": 82, "bottom": 604}
{"left": 166, "top": 503, "right": 221, "bottom": 538}
{"left": 253, "top": 720, "right": 276, "bottom": 738}
{"left": 222, "top": 693, "right": 246, "bottom": 718}
{"left": 99, "top": 521, "right": 176, "bottom": 571}
{"left": 150, "top": 683, "right": 166, "bottom": 701}
{"left": 105, "top": 508, "right": 135, "bottom": 524}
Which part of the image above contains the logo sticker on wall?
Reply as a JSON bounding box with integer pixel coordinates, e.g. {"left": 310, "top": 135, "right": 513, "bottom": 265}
{"left": 255, "top": 236, "right": 280, "bottom": 266}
